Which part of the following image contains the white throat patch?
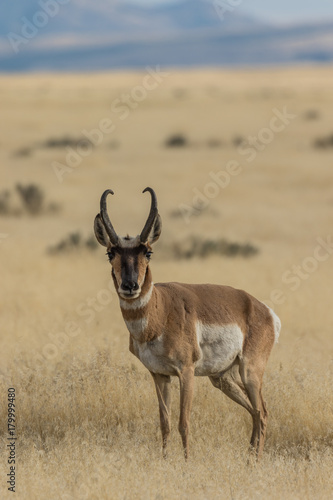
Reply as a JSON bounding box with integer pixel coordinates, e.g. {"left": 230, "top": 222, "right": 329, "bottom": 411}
{"left": 124, "top": 317, "right": 148, "bottom": 340}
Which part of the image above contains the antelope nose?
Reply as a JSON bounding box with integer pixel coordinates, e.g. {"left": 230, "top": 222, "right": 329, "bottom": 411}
{"left": 122, "top": 280, "right": 139, "bottom": 292}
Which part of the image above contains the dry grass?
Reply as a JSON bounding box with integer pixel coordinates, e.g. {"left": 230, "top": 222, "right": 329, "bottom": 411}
{"left": 0, "top": 66, "right": 333, "bottom": 499}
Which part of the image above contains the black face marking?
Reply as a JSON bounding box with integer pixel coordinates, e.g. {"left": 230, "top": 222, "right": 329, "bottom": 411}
{"left": 109, "top": 244, "right": 151, "bottom": 292}
{"left": 120, "top": 247, "right": 142, "bottom": 285}
{"left": 122, "top": 253, "right": 137, "bottom": 292}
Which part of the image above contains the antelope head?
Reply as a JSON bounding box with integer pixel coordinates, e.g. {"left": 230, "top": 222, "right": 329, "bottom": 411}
{"left": 94, "top": 187, "right": 161, "bottom": 300}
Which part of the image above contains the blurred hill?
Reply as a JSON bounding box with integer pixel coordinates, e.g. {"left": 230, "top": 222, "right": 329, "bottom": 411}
{"left": 1, "top": 0, "right": 333, "bottom": 71}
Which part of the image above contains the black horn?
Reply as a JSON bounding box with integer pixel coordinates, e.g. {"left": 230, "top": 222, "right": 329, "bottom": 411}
{"left": 140, "top": 187, "right": 158, "bottom": 243}
{"left": 100, "top": 189, "right": 119, "bottom": 246}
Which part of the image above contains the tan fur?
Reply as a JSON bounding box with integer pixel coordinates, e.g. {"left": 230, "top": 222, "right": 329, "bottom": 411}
{"left": 117, "top": 265, "right": 278, "bottom": 460}
{"left": 94, "top": 196, "right": 280, "bottom": 460}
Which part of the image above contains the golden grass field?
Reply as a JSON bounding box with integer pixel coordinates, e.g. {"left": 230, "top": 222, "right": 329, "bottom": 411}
{"left": 0, "top": 66, "right": 333, "bottom": 499}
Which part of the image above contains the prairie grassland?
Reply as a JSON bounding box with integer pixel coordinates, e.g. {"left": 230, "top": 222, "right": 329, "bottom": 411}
{"left": 0, "top": 67, "right": 333, "bottom": 499}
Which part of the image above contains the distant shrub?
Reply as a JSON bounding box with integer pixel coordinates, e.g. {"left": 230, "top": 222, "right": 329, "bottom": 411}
{"left": 16, "top": 183, "right": 44, "bottom": 215}
{"left": 13, "top": 147, "right": 32, "bottom": 157}
{"left": 313, "top": 134, "right": 333, "bottom": 149}
{"left": 172, "top": 236, "right": 259, "bottom": 259}
{"left": 163, "top": 134, "right": 245, "bottom": 149}
{"left": 304, "top": 109, "right": 320, "bottom": 120}
{"left": 41, "top": 136, "right": 93, "bottom": 149}
{"left": 85, "top": 235, "right": 99, "bottom": 251}
{"left": 48, "top": 232, "right": 98, "bottom": 255}
{"left": 232, "top": 135, "right": 245, "bottom": 147}
{"left": 165, "top": 134, "right": 188, "bottom": 148}
{"left": 0, "top": 190, "right": 12, "bottom": 215}
{"left": 0, "top": 184, "right": 60, "bottom": 216}
{"left": 13, "top": 135, "right": 94, "bottom": 157}
{"left": 169, "top": 206, "right": 219, "bottom": 219}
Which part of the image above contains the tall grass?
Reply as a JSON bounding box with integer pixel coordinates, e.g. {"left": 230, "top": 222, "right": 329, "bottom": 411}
{"left": 1, "top": 66, "right": 333, "bottom": 499}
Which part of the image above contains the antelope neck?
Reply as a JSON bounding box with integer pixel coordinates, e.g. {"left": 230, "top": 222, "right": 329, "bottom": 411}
{"left": 118, "top": 268, "right": 155, "bottom": 343}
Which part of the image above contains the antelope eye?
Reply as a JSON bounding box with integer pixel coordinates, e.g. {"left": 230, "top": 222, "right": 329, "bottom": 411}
{"left": 146, "top": 251, "right": 153, "bottom": 260}
{"left": 107, "top": 249, "right": 116, "bottom": 262}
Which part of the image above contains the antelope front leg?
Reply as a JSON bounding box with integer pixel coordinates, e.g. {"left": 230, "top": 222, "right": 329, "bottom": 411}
{"left": 151, "top": 372, "right": 171, "bottom": 458}
{"left": 178, "top": 366, "right": 195, "bottom": 460}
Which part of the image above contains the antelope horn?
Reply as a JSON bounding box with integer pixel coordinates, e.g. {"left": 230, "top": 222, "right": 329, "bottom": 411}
{"left": 100, "top": 189, "right": 119, "bottom": 246}
{"left": 140, "top": 187, "right": 158, "bottom": 243}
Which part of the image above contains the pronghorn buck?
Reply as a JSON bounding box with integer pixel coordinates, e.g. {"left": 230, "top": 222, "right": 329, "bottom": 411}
{"left": 94, "top": 187, "right": 281, "bottom": 460}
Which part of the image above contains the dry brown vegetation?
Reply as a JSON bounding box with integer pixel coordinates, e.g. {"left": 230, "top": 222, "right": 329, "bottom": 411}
{"left": 0, "top": 67, "right": 333, "bottom": 499}
{"left": 0, "top": 183, "right": 59, "bottom": 216}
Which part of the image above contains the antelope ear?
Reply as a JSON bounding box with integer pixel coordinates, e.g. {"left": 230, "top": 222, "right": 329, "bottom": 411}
{"left": 94, "top": 214, "right": 110, "bottom": 247}
{"left": 148, "top": 214, "right": 162, "bottom": 244}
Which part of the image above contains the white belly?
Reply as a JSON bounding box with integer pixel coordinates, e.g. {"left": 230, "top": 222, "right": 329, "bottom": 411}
{"left": 194, "top": 322, "right": 244, "bottom": 376}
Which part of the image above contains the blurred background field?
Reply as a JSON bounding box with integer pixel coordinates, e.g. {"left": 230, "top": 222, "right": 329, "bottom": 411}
{"left": 0, "top": 65, "right": 333, "bottom": 499}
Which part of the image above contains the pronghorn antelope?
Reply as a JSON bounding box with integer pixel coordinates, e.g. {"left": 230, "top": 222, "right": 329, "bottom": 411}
{"left": 94, "top": 187, "right": 280, "bottom": 460}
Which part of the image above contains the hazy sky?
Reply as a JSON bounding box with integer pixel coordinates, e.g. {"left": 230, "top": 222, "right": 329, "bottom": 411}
{"left": 131, "top": 0, "right": 333, "bottom": 23}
